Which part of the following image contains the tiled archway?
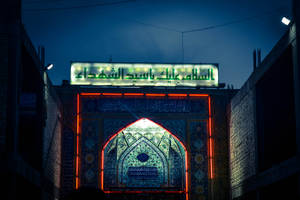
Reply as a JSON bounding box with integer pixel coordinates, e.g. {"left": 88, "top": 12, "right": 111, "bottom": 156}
{"left": 101, "top": 118, "right": 188, "bottom": 196}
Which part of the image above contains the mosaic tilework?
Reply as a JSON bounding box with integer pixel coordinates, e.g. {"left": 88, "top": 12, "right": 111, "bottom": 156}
{"left": 189, "top": 121, "right": 208, "bottom": 199}
{"left": 78, "top": 95, "right": 209, "bottom": 197}
{"left": 154, "top": 119, "right": 186, "bottom": 144}
{"left": 80, "top": 119, "right": 100, "bottom": 187}
{"left": 103, "top": 119, "right": 185, "bottom": 190}
{"left": 119, "top": 138, "right": 167, "bottom": 187}
{"left": 169, "top": 148, "right": 183, "bottom": 187}
{"left": 81, "top": 97, "right": 208, "bottom": 114}
{"left": 103, "top": 118, "right": 137, "bottom": 141}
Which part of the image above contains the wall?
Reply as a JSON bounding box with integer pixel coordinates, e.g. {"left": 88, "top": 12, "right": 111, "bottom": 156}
{"left": 228, "top": 21, "right": 300, "bottom": 200}
{"left": 56, "top": 87, "right": 77, "bottom": 198}
{"left": 228, "top": 82, "right": 256, "bottom": 199}
{"left": 212, "top": 92, "right": 237, "bottom": 200}
{"left": 43, "top": 74, "right": 62, "bottom": 200}
{"left": 79, "top": 94, "right": 209, "bottom": 200}
{"left": 56, "top": 87, "right": 236, "bottom": 200}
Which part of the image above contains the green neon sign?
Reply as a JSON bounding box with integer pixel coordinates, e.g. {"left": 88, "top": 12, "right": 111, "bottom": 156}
{"left": 70, "top": 63, "right": 218, "bottom": 87}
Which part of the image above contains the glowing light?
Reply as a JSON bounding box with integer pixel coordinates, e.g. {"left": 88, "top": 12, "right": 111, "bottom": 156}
{"left": 81, "top": 93, "right": 101, "bottom": 96}
{"left": 104, "top": 191, "right": 184, "bottom": 194}
{"left": 102, "top": 93, "right": 122, "bottom": 96}
{"left": 124, "top": 93, "right": 144, "bottom": 96}
{"left": 101, "top": 149, "right": 104, "bottom": 190}
{"left": 70, "top": 62, "right": 219, "bottom": 87}
{"left": 145, "top": 93, "right": 166, "bottom": 97}
{"left": 100, "top": 118, "right": 189, "bottom": 199}
{"left": 189, "top": 94, "right": 208, "bottom": 97}
{"left": 75, "top": 92, "right": 213, "bottom": 200}
{"left": 76, "top": 93, "right": 80, "bottom": 189}
{"left": 45, "top": 63, "right": 53, "bottom": 70}
{"left": 168, "top": 94, "right": 188, "bottom": 97}
{"left": 76, "top": 177, "right": 79, "bottom": 189}
{"left": 281, "top": 17, "right": 291, "bottom": 25}
{"left": 208, "top": 96, "right": 213, "bottom": 179}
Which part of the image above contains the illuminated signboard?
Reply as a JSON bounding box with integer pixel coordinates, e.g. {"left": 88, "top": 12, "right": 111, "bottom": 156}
{"left": 70, "top": 62, "right": 218, "bottom": 87}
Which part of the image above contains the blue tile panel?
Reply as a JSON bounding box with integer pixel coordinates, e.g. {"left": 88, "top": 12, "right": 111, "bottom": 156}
{"left": 80, "top": 119, "right": 100, "bottom": 187}
{"left": 81, "top": 97, "right": 208, "bottom": 114}
{"left": 103, "top": 119, "right": 185, "bottom": 191}
{"left": 190, "top": 121, "right": 208, "bottom": 199}
{"left": 78, "top": 96, "right": 209, "bottom": 198}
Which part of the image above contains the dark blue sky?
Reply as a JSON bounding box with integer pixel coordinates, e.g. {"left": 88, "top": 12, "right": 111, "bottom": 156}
{"left": 22, "top": 0, "right": 292, "bottom": 88}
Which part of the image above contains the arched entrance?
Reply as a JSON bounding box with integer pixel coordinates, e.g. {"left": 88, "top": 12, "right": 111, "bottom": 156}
{"left": 100, "top": 118, "right": 188, "bottom": 199}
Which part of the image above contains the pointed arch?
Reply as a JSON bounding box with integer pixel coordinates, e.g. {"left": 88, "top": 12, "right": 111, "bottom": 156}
{"left": 100, "top": 118, "right": 188, "bottom": 196}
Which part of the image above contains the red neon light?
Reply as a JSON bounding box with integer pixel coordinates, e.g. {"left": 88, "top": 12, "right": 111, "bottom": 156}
{"left": 76, "top": 93, "right": 80, "bottom": 189}
{"left": 81, "top": 93, "right": 101, "bottom": 96}
{"left": 100, "top": 118, "right": 189, "bottom": 199}
{"left": 101, "top": 149, "right": 104, "bottom": 190}
{"left": 76, "top": 135, "right": 80, "bottom": 153}
{"left": 168, "top": 94, "right": 188, "bottom": 97}
{"left": 124, "top": 93, "right": 144, "bottom": 96}
{"left": 76, "top": 94, "right": 80, "bottom": 134}
{"left": 76, "top": 155, "right": 79, "bottom": 174}
{"left": 208, "top": 96, "right": 213, "bottom": 179}
{"left": 102, "top": 93, "right": 122, "bottom": 96}
{"left": 145, "top": 93, "right": 166, "bottom": 97}
{"left": 104, "top": 191, "right": 185, "bottom": 194}
{"left": 75, "top": 92, "right": 213, "bottom": 199}
{"left": 75, "top": 177, "right": 79, "bottom": 189}
{"left": 189, "top": 94, "right": 208, "bottom": 97}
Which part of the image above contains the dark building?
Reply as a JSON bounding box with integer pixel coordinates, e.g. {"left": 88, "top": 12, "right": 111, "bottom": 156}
{"left": 0, "top": 1, "right": 62, "bottom": 200}
{"left": 228, "top": 1, "right": 300, "bottom": 199}
{"left": 2, "top": 2, "right": 237, "bottom": 200}
{"left": 2, "top": 1, "right": 300, "bottom": 200}
{"left": 55, "top": 84, "right": 236, "bottom": 200}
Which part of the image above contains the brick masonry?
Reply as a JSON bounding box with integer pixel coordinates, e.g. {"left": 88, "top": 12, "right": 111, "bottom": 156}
{"left": 228, "top": 84, "right": 256, "bottom": 199}
{"left": 43, "top": 79, "right": 62, "bottom": 199}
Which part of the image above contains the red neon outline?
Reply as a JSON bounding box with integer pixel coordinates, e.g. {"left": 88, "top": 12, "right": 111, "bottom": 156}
{"left": 208, "top": 96, "right": 213, "bottom": 179}
{"left": 124, "top": 93, "right": 144, "bottom": 96}
{"left": 168, "top": 94, "right": 188, "bottom": 97}
{"left": 104, "top": 191, "right": 185, "bottom": 194}
{"left": 145, "top": 93, "right": 166, "bottom": 97}
{"left": 76, "top": 93, "right": 80, "bottom": 189}
{"left": 189, "top": 94, "right": 209, "bottom": 97}
{"left": 100, "top": 118, "right": 189, "bottom": 200}
{"left": 81, "top": 93, "right": 101, "bottom": 96}
{"left": 76, "top": 92, "right": 213, "bottom": 200}
{"left": 102, "top": 93, "right": 122, "bottom": 96}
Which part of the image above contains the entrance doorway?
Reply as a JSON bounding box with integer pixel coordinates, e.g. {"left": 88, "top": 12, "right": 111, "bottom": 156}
{"left": 101, "top": 118, "right": 188, "bottom": 199}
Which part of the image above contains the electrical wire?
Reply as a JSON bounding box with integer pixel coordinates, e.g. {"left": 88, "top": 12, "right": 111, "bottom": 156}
{"left": 182, "top": 7, "right": 284, "bottom": 34}
{"left": 121, "top": 17, "right": 182, "bottom": 33}
{"left": 22, "top": 2, "right": 287, "bottom": 64}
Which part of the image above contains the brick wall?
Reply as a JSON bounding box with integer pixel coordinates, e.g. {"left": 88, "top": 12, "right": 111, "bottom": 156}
{"left": 228, "top": 83, "right": 256, "bottom": 199}
{"left": 43, "top": 76, "right": 62, "bottom": 199}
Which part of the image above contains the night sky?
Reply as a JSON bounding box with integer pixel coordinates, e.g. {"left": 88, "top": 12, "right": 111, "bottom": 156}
{"left": 22, "top": 0, "right": 292, "bottom": 88}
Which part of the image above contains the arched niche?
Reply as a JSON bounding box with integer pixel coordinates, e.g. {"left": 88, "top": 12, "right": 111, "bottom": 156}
{"left": 101, "top": 118, "right": 187, "bottom": 192}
